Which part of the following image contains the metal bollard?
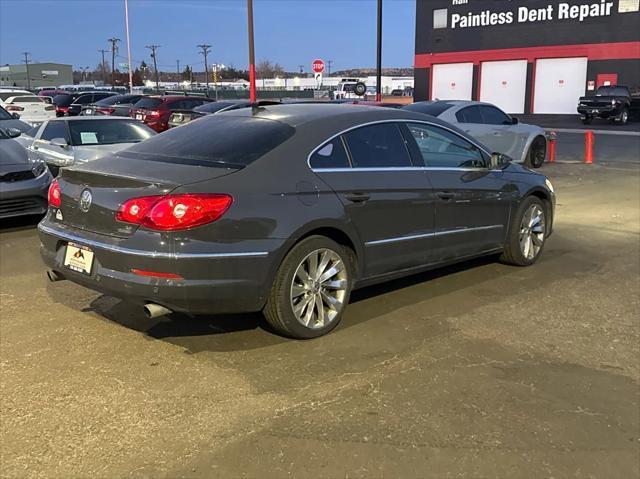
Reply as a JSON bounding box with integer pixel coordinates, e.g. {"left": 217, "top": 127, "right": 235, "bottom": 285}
{"left": 585, "top": 131, "right": 594, "bottom": 164}
{"left": 547, "top": 131, "right": 557, "bottom": 163}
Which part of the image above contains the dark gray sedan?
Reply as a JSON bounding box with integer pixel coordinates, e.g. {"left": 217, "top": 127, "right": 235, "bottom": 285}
{"left": 38, "top": 104, "right": 555, "bottom": 338}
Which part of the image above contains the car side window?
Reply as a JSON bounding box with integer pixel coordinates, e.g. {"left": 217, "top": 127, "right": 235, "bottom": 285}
{"left": 40, "top": 122, "right": 69, "bottom": 142}
{"left": 479, "top": 106, "right": 511, "bottom": 125}
{"left": 343, "top": 123, "right": 412, "bottom": 168}
{"left": 405, "top": 123, "right": 485, "bottom": 168}
{"left": 455, "top": 105, "right": 483, "bottom": 124}
{"left": 310, "top": 137, "right": 350, "bottom": 169}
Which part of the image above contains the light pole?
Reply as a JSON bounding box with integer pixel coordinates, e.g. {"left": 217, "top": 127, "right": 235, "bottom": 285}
{"left": 376, "top": 0, "right": 382, "bottom": 102}
{"left": 124, "top": 0, "right": 134, "bottom": 93}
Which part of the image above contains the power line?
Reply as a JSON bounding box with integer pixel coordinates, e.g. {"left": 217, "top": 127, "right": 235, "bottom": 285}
{"left": 22, "top": 52, "right": 31, "bottom": 90}
{"left": 108, "top": 37, "right": 121, "bottom": 89}
{"left": 145, "top": 44, "right": 161, "bottom": 92}
{"left": 197, "top": 44, "right": 211, "bottom": 93}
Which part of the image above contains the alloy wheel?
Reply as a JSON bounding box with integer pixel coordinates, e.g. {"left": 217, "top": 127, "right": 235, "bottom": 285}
{"left": 290, "top": 248, "right": 348, "bottom": 329}
{"left": 519, "top": 204, "right": 546, "bottom": 260}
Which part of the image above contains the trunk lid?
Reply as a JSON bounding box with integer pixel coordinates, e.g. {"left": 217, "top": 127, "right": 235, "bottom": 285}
{"left": 56, "top": 154, "right": 240, "bottom": 238}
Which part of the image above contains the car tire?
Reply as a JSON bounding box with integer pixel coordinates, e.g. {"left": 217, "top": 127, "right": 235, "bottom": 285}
{"left": 500, "top": 196, "right": 548, "bottom": 267}
{"left": 525, "top": 136, "right": 546, "bottom": 169}
{"left": 618, "top": 108, "right": 629, "bottom": 125}
{"left": 581, "top": 116, "right": 592, "bottom": 125}
{"left": 264, "top": 235, "right": 354, "bottom": 339}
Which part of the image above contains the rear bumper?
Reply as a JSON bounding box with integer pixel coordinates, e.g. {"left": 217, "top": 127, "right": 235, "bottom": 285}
{"left": 38, "top": 220, "right": 281, "bottom": 314}
{"left": 0, "top": 170, "right": 51, "bottom": 219}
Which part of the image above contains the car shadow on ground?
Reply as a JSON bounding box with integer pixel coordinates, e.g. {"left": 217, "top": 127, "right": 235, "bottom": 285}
{"left": 0, "top": 214, "right": 43, "bottom": 234}
{"left": 86, "top": 254, "right": 510, "bottom": 353}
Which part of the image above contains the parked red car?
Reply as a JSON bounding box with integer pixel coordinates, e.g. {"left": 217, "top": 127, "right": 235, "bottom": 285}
{"left": 129, "top": 95, "right": 214, "bottom": 132}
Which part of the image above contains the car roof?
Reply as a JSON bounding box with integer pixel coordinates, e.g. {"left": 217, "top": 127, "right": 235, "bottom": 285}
{"left": 217, "top": 103, "right": 455, "bottom": 129}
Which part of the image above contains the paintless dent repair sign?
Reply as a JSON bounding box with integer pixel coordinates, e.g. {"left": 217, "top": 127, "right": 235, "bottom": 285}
{"left": 444, "top": 0, "right": 616, "bottom": 29}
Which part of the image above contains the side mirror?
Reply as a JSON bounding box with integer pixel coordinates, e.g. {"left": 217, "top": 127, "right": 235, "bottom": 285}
{"left": 511, "top": 117, "right": 519, "bottom": 125}
{"left": 11, "top": 112, "right": 20, "bottom": 119}
{"left": 50, "top": 138, "right": 69, "bottom": 149}
{"left": 490, "top": 152, "right": 510, "bottom": 169}
{"left": 6, "top": 128, "right": 22, "bottom": 138}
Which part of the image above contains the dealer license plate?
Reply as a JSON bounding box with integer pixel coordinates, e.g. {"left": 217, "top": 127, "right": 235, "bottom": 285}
{"left": 63, "top": 242, "right": 94, "bottom": 275}
{"left": 84, "top": 109, "right": 94, "bottom": 115}
{"left": 136, "top": 114, "right": 144, "bottom": 120}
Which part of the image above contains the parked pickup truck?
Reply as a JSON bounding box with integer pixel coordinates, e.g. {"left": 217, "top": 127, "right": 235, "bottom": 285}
{"left": 577, "top": 85, "right": 640, "bottom": 125}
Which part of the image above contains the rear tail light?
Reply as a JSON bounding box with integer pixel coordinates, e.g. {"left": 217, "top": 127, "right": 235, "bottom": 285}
{"left": 96, "top": 107, "right": 116, "bottom": 115}
{"left": 6, "top": 105, "right": 24, "bottom": 112}
{"left": 48, "top": 179, "right": 61, "bottom": 207}
{"left": 56, "top": 106, "right": 70, "bottom": 114}
{"left": 145, "top": 110, "right": 161, "bottom": 119}
{"left": 116, "top": 194, "right": 233, "bottom": 231}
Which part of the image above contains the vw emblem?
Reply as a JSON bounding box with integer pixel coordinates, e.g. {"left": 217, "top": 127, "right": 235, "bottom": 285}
{"left": 79, "top": 189, "right": 92, "bottom": 213}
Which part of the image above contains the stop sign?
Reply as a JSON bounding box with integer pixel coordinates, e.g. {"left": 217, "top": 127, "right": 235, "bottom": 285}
{"left": 312, "top": 59, "right": 325, "bottom": 74}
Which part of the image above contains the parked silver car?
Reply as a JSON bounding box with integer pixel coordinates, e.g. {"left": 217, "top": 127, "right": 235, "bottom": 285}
{"left": 403, "top": 101, "right": 547, "bottom": 168}
{"left": 14, "top": 117, "right": 156, "bottom": 175}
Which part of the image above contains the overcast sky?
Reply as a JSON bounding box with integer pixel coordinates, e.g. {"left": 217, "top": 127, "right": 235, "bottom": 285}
{"left": 0, "top": 0, "right": 416, "bottom": 72}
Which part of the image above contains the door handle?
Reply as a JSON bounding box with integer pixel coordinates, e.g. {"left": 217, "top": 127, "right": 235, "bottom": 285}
{"left": 436, "top": 191, "right": 456, "bottom": 201}
{"left": 345, "top": 192, "right": 370, "bottom": 203}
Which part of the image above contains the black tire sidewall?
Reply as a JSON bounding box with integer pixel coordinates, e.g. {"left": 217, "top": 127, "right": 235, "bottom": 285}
{"left": 267, "top": 236, "right": 353, "bottom": 339}
{"left": 506, "top": 196, "right": 548, "bottom": 266}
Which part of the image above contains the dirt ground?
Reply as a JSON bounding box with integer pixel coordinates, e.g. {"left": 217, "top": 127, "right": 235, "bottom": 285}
{"left": 1, "top": 162, "right": 638, "bottom": 478}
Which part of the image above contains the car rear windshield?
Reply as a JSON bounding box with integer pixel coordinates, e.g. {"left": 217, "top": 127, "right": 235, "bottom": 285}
{"left": 194, "top": 102, "right": 245, "bottom": 114}
{"left": 0, "top": 106, "right": 13, "bottom": 120}
{"left": 595, "top": 86, "right": 629, "bottom": 96}
{"left": 119, "top": 116, "right": 295, "bottom": 168}
{"left": 403, "top": 102, "right": 454, "bottom": 117}
{"left": 68, "top": 120, "right": 156, "bottom": 146}
{"left": 134, "top": 97, "right": 163, "bottom": 109}
{"left": 0, "top": 91, "right": 32, "bottom": 101}
{"left": 53, "top": 94, "right": 74, "bottom": 106}
{"left": 11, "top": 96, "right": 45, "bottom": 103}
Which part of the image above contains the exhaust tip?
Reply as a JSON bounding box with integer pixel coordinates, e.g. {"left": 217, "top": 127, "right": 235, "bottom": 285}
{"left": 46, "top": 270, "right": 65, "bottom": 282}
{"left": 144, "top": 303, "right": 172, "bottom": 319}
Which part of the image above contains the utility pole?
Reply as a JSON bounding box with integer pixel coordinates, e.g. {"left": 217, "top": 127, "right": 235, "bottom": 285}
{"left": 146, "top": 45, "right": 161, "bottom": 92}
{"left": 108, "top": 37, "right": 121, "bottom": 90}
{"left": 247, "top": 0, "right": 257, "bottom": 103}
{"left": 327, "top": 59, "right": 333, "bottom": 77}
{"left": 376, "top": 0, "right": 382, "bottom": 102}
{"left": 197, "top": 44, "right": 211, "bottom": 95}
{"left": 98, "top": 49, "right": 109, "bottom": 85}
{"left": 298, "top": 64, "right": 304, "bottom": 75}
{"left": 22, "top": 52, "right": 31, "bottom": 90}
{"left": 177, "top": 60, "right": 180, "bottom": 77}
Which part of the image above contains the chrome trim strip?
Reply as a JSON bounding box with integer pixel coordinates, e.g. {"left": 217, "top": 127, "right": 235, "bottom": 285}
{"left": 38, "top": 224, "right": 269, "bottom": 259}
{"left": 365, "top": 225, "right": 503, "bottom": 246}
{"left": 311, "top": 166, "right": 502, "bottom": 173}
{"left": 306, "top": 118, "right": 492, "bottom": 170}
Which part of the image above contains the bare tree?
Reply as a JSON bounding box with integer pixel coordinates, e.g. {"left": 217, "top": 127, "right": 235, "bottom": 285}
{"left": 257, "top": 59, "right": 284, "bottom": 78}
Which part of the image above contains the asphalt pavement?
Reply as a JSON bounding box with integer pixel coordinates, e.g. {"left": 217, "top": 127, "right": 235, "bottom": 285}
{"left": 1, "top": 163, "right": 639, "bottom": 478}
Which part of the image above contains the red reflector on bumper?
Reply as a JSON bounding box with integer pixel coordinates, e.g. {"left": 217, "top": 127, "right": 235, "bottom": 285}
{"left": 131, "top": 269, "right": 183, "bottom": 279}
